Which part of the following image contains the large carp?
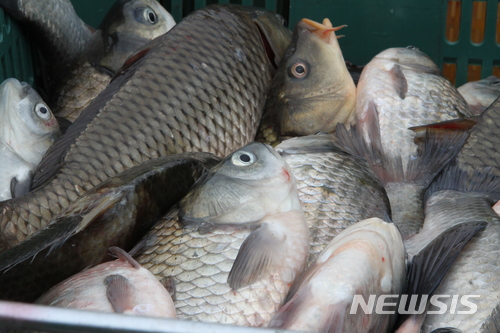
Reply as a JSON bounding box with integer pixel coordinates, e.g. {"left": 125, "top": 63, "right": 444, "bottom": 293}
{"left": 0, "top": 4, "right": 291, "bottom": 251}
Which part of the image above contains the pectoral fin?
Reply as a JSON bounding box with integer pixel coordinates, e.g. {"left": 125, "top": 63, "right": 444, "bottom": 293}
{"left": 10, "top": 175, "right": 31, "bottom": 199}
{"left": 105, "top": 274, "right": 136, "bottom": 313}
{"left": 227, "top": 222, "right": 286, "bottom": 290}
{"left": 389, "top": 64, "right": 408, "bottom": 100}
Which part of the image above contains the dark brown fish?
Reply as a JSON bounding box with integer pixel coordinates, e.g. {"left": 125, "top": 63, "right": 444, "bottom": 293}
{"left": 50, "top": 0, "right": 177, "bottom": 122}
{"left": 0, "top": 0, "right": 93, "bottom": 94}
{"left": 0, "top": 152, "right": 219, "bottom": 302}
{"left": 257, "top": 18, "right": 356, "bottom": 146}
{"left": 0, "top": 4, "right": 291, "bottom": 252}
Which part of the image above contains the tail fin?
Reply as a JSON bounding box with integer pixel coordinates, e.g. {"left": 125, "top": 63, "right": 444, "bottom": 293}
{"left": 337, "top": 110, "right": 472, "bottom": 186}
{"left": 0, "top": 189, "right": 123, "bottom": 273}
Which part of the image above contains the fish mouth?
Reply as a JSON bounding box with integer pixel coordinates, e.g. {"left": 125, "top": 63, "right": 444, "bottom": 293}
{"left": 2, "top": 79, "right": 30, "bottom": 100}
{"left": 300, "top": 18, "right": 347, "bottom": 42}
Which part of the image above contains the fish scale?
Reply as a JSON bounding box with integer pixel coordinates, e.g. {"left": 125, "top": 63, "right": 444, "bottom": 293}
{"left": 0, "top": 5, "right": 289, "bottom": 252}
{"left": 139, "top": 214, "right": 299, "bottom": 326}
{"left": 277, "top": 136, "right": 391, "bottom": 263}
{"left": 425, "top": 229, "right": 500, "bottom": 332}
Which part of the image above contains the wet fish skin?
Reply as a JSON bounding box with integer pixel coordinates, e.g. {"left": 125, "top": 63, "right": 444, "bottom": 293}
{"left": 0, "top": 152, "right": 219, "bottom": 302}
{"left": 0, "top": 0, "right": 93, "bottom": 93}
{"left": 36, "top": 246, "right": 176, "bottom": 318}
{"left": 269, "top": 218, "right": 406, "bottom": 333}
{"left": 0, "top": 78, "right": 60, "bottom": 201}
{"left": 420, "top": 96, "right": 500, "bottom": 332}
{"left": 458, "top": 75, "right": 500, "bottom": 116}
{"left": 339, "top": 46, "right": 473, "bottom": 238}
{"left": 257, "top": 17, "right": 356, "bottom": 145}
{"left": 355, "top": 47, "right": 472, "bottom": 171}
{"left": 137, "top": 142, "right": 309, "bottom": 326}
{"left": 275, "top": 134, "right": 391, "bottom": 263}
{"left": 51, "top": 0, "right": 177, "bottom": 122}
{"left": 414, "top": 190, "right": 500, "bottom": 333}
{"left": 0, "top": 4, "right": 290, "bottom": 252}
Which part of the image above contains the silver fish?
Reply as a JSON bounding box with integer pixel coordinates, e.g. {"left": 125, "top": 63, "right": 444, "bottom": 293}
{"left": 271, "top": 213, "right": 486, "bottom": 333}
{"left": 137, "top": 142, "right": 309, "bottom": 326}
{"left": 269, "top": 218, "right": 406, "bottom": 333}
{"left": 0, "top": 78, "right": 60, "bottom": 201}
{"left": 338, "top": 46, "right": 473, "bottom": 238}
{"left": 36, "top": 246, "right": 176, "bottom": 318}
{"left": 458, "top": 75, "right": 500, "bottom": 116}
{"left": 275, "top": 134, "right": 391, "bottom": 263}
{"left": 413, "top": 95, "right": 500, "bottom": 332}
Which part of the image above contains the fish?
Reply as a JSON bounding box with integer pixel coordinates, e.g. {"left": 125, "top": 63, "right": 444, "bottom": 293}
{"left": 457, "top": 75, "right": 500, "bottom": 116}
{"left": 0, "top": 78, "right": 60, "bottom": 201}
{"left": 136, "top": 142, "right": 309, "bottom": 326}
{"left": 0, "top": 4, "right": 291, "bottom": 252}
{"left": 36, "top": 246, "right": 176, "bottom": 318}
{"left": 0, "top": 152, "right": 219, "bottom": 302}
{"left": 417, "top": 97, "right": 500, "bottom": 332}
{"left": 50, "top": 0, "right": 177, "bottom": 122}
{"left": 0, "top": 0, "right": 94, "bottom": 95}
{"left": 270, "top": 216, "right": 486, "bottom": 333}
{"left": 257, "top": 17, "right": 356, "bottom": 146}
{"left": 275, "top": 133, "right": 391, "bottom": 263}
{"left": 396, "top": 190, "right": 497, "bottom": 333}
{"left": 337, "top": 46, "right": 474, "bottom": 238}
{"left": 269, "top": 218, "right": 406, "bottom": 333}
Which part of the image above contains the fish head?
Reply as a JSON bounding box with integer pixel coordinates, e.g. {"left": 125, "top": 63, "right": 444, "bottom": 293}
{"left": 179, "top": 142, "right": 300, "bottom": 228}
{"left": 263, "top": 18, "right": 356, "bottom": 137}
{"left": 458, "top": 75, "right": 500, "bottom": 114}
{"left": 94, "top": 0, "right": 176, "bottom": 73}
{"left": 0, "top": 78, "right": 59, "bottom": 140}
{"left": 375, "top": 46, "right": 441, "bottom": 75}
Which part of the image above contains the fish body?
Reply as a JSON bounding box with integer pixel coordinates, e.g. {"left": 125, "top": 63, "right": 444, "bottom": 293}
{"left": 339, "top": 46, "right": 473, "bottom": 238}
{"left": 0, "top": 78, "right": 60, "bottom": 201}
{"left": 137, "top": 142, "right": 309, "bottom": 326}
{"left": 275, "top": 134, "right": 391, "bottom": 263}
{"left": 51, "top": 0, "right": 177, "bottom": 122}
{"left": 0, "top": 0, "right": 93, "bottom": 93}
{"left": 257, "top": 18, "right": 356, "bottom": 145}
{"left": 36, "top": 246, "right": 176, "bottom": 318}
{"left": 406, "top": 190, "right": 500, "bottom": 333}
{"left": 419, "top": 97, "right": 500, "bottom": 332}
{"left": 269, "top": 218, "right": 406, "bottom": 333}
{"left": 458, "top": 75, "right": 500, "bottom": 115}
{"left": 0, "top": 152, "right": 219, "bottom": 302}
{"left": 355, "top": 47, "right": 472, "bottom": 168}
{"left": 0, "top": 4, "right": 290, "bottom": 251}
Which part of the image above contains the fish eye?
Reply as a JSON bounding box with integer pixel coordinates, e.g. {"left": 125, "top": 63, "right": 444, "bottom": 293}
{"left": 289, "top": 62, "right": 307, "bottom": 79}
{"left": 34, "top": 103, "right": 51, "bottom": 120}
{"left": 231, "top": 151, "right": 256, "bottom": 166}
{"left": 134, "top": 7, "right": 157, "bottom": 25}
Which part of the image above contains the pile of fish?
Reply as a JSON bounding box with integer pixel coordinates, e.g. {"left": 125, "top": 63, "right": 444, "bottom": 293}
{"left": 0, "top": 1, "right": 499, "bottom": 333}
